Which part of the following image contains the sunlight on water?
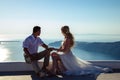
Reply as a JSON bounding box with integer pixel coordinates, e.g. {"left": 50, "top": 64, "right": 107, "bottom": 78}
{"left": 0, "top": 46, "right": 10, "bottom": 62}
{"left": 0, "top": 34, "right": 120, "bottom": 62}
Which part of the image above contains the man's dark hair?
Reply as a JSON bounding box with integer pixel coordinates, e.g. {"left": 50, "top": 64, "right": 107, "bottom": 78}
{"left": 33, "top": 26, "right": 41, "bottom": 33}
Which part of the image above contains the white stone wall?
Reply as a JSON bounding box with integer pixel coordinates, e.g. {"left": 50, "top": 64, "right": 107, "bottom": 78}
{"left": 0, "top": 61, "right": 120, "bottom": 72}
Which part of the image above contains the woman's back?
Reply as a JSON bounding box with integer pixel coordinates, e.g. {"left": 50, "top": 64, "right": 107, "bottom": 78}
{"left": 61, "top": 38, "right": 73, "bottom": 53}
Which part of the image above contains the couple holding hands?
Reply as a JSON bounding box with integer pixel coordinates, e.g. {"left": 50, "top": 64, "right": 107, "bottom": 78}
{"left": 23, "top": 26, "right": 112, "bottom": 78}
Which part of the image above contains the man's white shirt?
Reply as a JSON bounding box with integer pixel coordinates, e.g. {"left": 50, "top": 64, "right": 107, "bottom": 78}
{"left": 23, "top": 35, "right": 44, "bottom": 54}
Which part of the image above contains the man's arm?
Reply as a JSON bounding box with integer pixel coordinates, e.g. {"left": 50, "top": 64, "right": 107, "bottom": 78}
{"left": 23, "top": 48, "right": 33, "bottom": 58}
{"left": 41, "top": 43, "right": 54, "bottom": 51}
{"left": 41, "top": 43, "right": 48, "bottom": 49}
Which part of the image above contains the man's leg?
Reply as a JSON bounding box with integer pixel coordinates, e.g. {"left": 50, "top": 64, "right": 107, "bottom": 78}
{"left": 37, "top": 49, "right": 51, "bottom": 70}
{"left": 31, "top": 60, "right": 47, "bottom": 77}
{"left": 31, "top": 60, "right": 41, "bottom": 74}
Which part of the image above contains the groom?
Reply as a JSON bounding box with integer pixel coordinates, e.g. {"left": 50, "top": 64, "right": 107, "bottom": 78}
{"left": 23, "top": 26, "right": 53, "bottom": 77}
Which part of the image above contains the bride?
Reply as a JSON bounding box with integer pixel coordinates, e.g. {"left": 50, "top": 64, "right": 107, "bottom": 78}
{"left": 50, "top": 25, "right": 112, "bottom": 76}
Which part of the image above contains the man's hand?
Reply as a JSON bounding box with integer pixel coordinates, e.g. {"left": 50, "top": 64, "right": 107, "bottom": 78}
{"left": 47, "top": 47, "right": 55, "bottom": 51}
{"left": 28, "top": 54, "right": 35, "bottom": 60}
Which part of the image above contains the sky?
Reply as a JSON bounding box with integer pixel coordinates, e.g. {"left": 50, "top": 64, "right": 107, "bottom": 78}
{"left": 0, "top": 0, "right": 120, "bottom": 40}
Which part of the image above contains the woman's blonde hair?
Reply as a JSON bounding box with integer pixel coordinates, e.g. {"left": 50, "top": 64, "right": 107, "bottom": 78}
{"left": 61, "top": 25, "right": 74, "bottom": 48}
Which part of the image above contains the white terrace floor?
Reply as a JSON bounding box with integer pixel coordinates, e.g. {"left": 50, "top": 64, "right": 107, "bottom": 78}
{"left": 0, "top": 73, "right": 120, "bottom": 80}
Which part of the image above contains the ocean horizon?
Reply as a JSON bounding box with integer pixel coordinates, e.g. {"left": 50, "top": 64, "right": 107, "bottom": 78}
{"left": 0, "top": 34, "right": 120, "bottom": 62}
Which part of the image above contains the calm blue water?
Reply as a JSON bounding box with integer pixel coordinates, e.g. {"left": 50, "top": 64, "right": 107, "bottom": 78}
{"left": 0, "top": 34, "right": 120, "bottom": 62}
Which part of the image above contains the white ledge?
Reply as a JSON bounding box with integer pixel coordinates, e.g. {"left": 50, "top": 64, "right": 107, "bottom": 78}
{"left": 0, "top": 60, "right": 120, "bottom": 72}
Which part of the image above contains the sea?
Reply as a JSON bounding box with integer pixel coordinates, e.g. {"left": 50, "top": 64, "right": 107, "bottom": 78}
{"left": 0, "top": 34, "right": 120, "bottom": 62}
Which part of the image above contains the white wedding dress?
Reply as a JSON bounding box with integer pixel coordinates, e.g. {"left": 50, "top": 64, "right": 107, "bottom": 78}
{"left": 58, "top": 50, "right": 112, "bottom": 76}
